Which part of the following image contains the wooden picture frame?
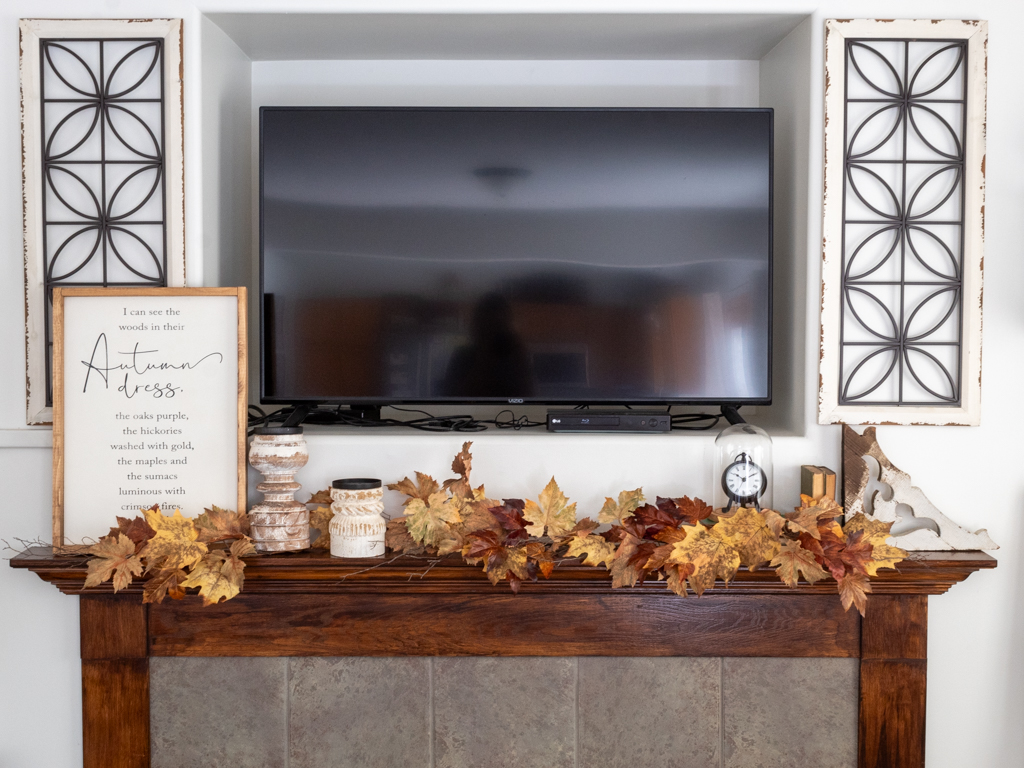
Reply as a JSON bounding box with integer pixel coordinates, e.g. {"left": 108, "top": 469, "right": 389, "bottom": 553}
{"left": 52, "top": 287, "right": 247, "bottom": 550}
{"left": 818, "top": 19, "right": 987, "bottom": 426}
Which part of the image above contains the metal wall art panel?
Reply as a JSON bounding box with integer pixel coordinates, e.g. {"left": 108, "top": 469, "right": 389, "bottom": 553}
{"left": 21, "top": 19, "right": 184, "bottom": 425}
{"left": 819, "top": 19, "right": 987, "bottom": 426}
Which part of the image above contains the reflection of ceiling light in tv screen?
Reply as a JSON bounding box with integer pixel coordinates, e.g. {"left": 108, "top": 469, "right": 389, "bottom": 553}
{"left": 260, "top": 107, "right": 773, "bottom": 406}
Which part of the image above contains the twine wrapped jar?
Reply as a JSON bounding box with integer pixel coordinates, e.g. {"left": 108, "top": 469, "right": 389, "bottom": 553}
{"left": 329, "top": 478, "right": 386, "bottom": 558}
{"left": 248, "top": 426, "right": 310, "bottom": 552}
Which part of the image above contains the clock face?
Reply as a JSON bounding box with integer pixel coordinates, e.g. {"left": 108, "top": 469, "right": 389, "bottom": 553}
{"left": 724, "top": 460, "right": 764, "bottom": 500}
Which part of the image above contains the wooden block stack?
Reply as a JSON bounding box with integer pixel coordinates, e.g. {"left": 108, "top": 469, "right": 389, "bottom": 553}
{"left": 800, "top": 465, "right": 837, "bottom": 501}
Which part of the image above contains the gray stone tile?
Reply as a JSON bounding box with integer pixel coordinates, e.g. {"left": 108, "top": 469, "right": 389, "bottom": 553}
{"left": 150, "top": 657, "right": 286, "bottom": 768}
{"left": 579, "top": 657, "right": 720, "bottom": 768}
{"left": 289, "top": 657, "right": 430, "bottom": 768}
{"left": 722, "top": 657, "right": 859, "bottom": 768}
{"left": 433, "top": 657, "right": 575, "bottom": 768}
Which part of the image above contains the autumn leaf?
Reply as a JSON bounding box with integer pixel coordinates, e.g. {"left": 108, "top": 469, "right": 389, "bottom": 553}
{"left": 565, "top": 534, "right": 618, "bottom": 568}
{"left": 839, "top": 530, "right": 875, "bottom": 577}
{"left": 644, "top": 543, "right": 676, "bottom": 572}
{"left": 601, "top": 517, "right": 647, "bottom": 544}
{"left": 309, "top": 506, "right": 333, "bottom": 549}
{"left": 385, "top": 516, "right": 425, "bottom": 554}
{"left": 761, "top": 509, "right": 788, "bottom": 538}
{"left": 771, "top": 540, "right": 829, "bottom": 588}
{"left": 180, "top": 539, "right": 255, "bottom": 607}
{"left": 195, "top": 505, "right": 251, "bottom": 544}
{"left": 523, "top": 478, "right": 577, "bottom": 539}
{"left": 524, "top": 541, "right": 557, "bottom": 578}
{"left": 442, "top": 442, "right": 474, "bottom": 499}
{"left": 669, "top": 496, "right": 715, "bottom": 527}
{"left": 140, "top": 508, "right": 207, "bottom": 571}
{"left": 387, "top": 472, "right": 441, "bottom": 505}
{"left": 838, "top": 572, "right": 872, "bottom": 615}
{"left": 404, "top": 492, "right": 463, "bottom": 549}
{"left": 668, "top": 525, "right": 740, "bottom": 596}
{"left": 459, "top": 502, "right": 502, "bottom": 536}
{"left": 817, "top": 527, "right": 848, "bottom": 581}
{"left": 84, "top": 534, "right": 144, "bottom": 592}
{"left": 463, "top": 530, "right": 530, "bottom": 587}
{"left": 843, "top": 513, "right": 907, "bottom": 576}
{"left": 106, "top": 513, "right": 156, "bottom": 552}
{"left": 712, "top": 507, "right": 780, "bottom": 570}
{"left": 142, "top": 567, "right": 187, "bottom": 604}
{"left": 664, "top": 562, "right": 695, "bottom": 596}
{"left": 597, "top": 488, "right": 645, "bottom": 526}
{"left": 307, "top": 488, "right": 333, "bottom": 506}
{"left": 609, "top": 534, "right": 657, "bottom": 589}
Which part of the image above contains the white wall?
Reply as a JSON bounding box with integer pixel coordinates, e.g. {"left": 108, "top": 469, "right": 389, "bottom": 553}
{"left": 2, "top": 2, "right": 1022, "bottom": 767}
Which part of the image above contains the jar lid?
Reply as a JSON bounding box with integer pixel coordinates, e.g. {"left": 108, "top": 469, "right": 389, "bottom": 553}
{"left": 332, "top": 478, "right": 382, "bottom": 490}
{"left": 254, "top": 426, "right": 303, "bottom": 435}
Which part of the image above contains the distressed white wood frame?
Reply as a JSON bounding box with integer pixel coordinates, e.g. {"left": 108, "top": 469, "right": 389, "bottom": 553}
{"left": 21, "top": 19, "right": 185, "bottom": 425}
{"left": 818, "top": 19, "right": 987, "bottom": 426}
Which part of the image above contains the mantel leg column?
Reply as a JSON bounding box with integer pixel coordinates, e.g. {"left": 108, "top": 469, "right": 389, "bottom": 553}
{"left": 858, "top": 595, "right": 928, "bottom": 768}
{"left": 80, "top": 595, "right": 150, "bottom": 768}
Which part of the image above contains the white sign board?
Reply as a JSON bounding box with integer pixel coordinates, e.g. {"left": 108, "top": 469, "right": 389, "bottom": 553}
{"left": 53, "top": 288, "right": 247, "bottom": 548}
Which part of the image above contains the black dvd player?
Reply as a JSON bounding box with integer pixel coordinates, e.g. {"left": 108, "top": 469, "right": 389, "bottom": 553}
{"left": 546, "top": 410, "right": 671, "bottom": 433}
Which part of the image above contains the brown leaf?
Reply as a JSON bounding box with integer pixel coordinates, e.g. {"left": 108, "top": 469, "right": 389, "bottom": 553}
{"left": 387, "top": 472, "right": 441, "bottom": 505}
{"left": 463, "top": 530, "right": 530, "bottom": 587}
{"left": 839, "top": 530, "right": 874, "bottom": 577}
{"left": 84, "top": 534, "right": 144, "bottom": 592}
{"left": 442, "top": 442, "right": 474, "bottom": 499}
{"left": 459, "top": 502, "right": 502, "bottom": 536}
{"left": 140, "top": 508, "right": 207, "bottom": 572}
{"left": 523, "top": 478, "right": 577, "bottom": 539}
{"left": 179, "top": 539, "right": 254, "bottom": 606}
{"left": 843, "top": 513, "right": 907, "bottom": 576}
{"left": 601, "top": 517, "right": 647, "bottom": 544}
{"left": 838, "top": 572, "right": 872, "bottom": 615}
{"left": 404, "top": 492, "right": 463, "bottom": 549}
{"left": 711, "top": 507, "right": 780, "bottom": 570}
{"left": 653, "top": 527, "right": 688, "bottom": 544}
{"left": 771, "top": 540, "right": 829, "bottom": 588}
{"left": 307, "top": 488, "right": 333, "bottom": 506}
{"left": 597, "top": 488, "right": 645, "bottom": 526}
{"left": 564, "top": 534, "right": 618, "bottom": 568}
{"left": 142, "top": 567, "right": 187, "bottom": 604}
{"left": 643, "top": 543, "right": 676, "bottom": 572}
{"left": 664, "top": 562, "right": 695, "bottom": 596}
{"left": 817, "top": 527, "right": 848, "bottom": 581}
{"left": 385, "top": 517, "right": 425, "bottom": 555}
{"left": 668, "top": 525, "right": 740, "bottom": 596}
{"left": 761, "top": 508, "right": 788, "bottom": 538}
{"left": 106, "top": 513, "right": 157, "bottom": 553}
{"left": 195, "top": 505, "right": 251, "bottom": 544}
{"left": 609, "top": 535, "right": 657, "bottom": 589}
{"left": 671, "top": 496, "right": 715, "bottom": 527}
{"left": 309, "top": 506, "right": 333, "bottom": 550}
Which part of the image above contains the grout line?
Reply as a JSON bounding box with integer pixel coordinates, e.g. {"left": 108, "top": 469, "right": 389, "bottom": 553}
{"left": 719, "top": 657, "right": 725, "bottom": 768}
{"left": 574, "top": 657, "right": 580, "bottom": 768}
{"left": 428, "top": 657, "right": 435, "bottom": 768}
{"left": 284, "top": 657, "right": 291, "bottom": 768}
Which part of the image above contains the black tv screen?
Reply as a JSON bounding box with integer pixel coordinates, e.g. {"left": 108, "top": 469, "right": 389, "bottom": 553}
{"left": 260, "top": 107, "right": 772, "bottom": 405}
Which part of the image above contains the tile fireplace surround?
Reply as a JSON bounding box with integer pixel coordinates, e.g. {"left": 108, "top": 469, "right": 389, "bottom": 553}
{"left": 10, "top": 548, "right": 994, "bottom": 768}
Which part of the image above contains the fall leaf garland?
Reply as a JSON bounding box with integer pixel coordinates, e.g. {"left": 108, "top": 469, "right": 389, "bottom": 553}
{"left": 83, "top": 443, "right": 907, "bottom": 614}
{"left": 83, "top": 505, "right": 254, "bottom": 606}
{"left": 383, "top": 443, "right": 907, "bottom": 615}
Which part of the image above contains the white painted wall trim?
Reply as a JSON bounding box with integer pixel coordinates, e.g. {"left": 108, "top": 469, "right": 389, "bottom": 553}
{"left": 20, "top": 18, "right": 185, "bottom": 426}
{"left": 817, "top": 19, "right": 987, "bottom": 426}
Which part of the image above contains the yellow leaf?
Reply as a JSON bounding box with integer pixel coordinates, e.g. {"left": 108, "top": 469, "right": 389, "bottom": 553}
{"left": 84, "top": 533, "right": 144, "bottom": 592}
{"left": 180, "top": 539, "right": 253, "bottom": 607}
{"left": 711, "top": 507, "right": 780, "bottom": 570}
{"left": 404, "top": 492, "right": 463, "bottom": 549}
{"left": 565, "top": 534, "right": 617, "bottom": 568}
{"left": 770, "top": 540, "right": 829, "bottom": 587}
{"left": 838, "top": 572, "right": 872, "bottom": 615}
{"left": 761, "top": 508, "right": 788, "bottom": 538}
{"left": 309, "top": 506, "right": 333, "bottom": 550}
{"left": 597, "top": 488, "right": 645, "bottom": 526}
{"left": 843, "top": 513, "right": 907, "bottom": 576}
{"left": 140, "top": 508, "right": 207, "bottom": 571}
{"left": 523, "top": 478, "right": 577, "bottom": 539}
{"left": 668, "top": 525, "right": 740, "bottom": 596}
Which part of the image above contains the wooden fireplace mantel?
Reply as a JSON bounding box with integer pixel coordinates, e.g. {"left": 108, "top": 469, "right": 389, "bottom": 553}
{"left": 11, "top": 548, "right": 995, "bottom": 768}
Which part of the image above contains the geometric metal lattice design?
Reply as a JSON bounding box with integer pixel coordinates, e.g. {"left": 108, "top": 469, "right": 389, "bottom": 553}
{"left": 839, "top": 39, "right": 967, "bottom": 406}
{"left": 40, "top": 38, "right": 167, "bottom": 404}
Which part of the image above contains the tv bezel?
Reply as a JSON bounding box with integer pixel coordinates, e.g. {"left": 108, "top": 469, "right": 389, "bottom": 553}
{"left": 258, "top": 105, "right": 773, "bottom": 408}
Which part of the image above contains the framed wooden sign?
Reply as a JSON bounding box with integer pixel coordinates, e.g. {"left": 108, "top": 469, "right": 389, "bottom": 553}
{"left": 52, "top": 287, "right": 247, "bottom": 549}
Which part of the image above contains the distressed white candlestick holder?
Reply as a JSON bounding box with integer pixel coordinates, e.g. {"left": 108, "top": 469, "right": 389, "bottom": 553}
{"left": 330, "top": 478, "right": 386, "bottom": 558}
{"left": 248, "top": 427, "right": 310, "bottom": 552}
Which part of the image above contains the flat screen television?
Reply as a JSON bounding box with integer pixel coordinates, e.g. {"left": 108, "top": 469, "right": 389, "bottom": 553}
{"left": 260, "top": 107, "right": 772, "bottom": 407}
